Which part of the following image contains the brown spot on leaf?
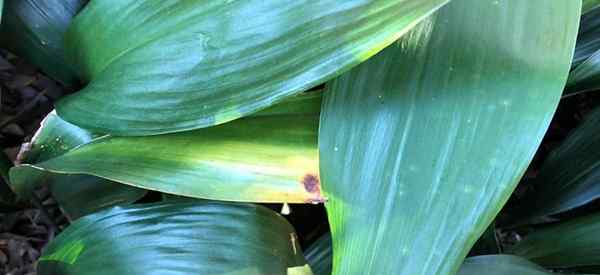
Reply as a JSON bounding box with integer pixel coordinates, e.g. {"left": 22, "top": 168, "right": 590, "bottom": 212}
{"left": 302, "top": 174, "right": 320, "bottom": 193}
{"left": 301, "top": 174, "right": 327, "bottom": 204}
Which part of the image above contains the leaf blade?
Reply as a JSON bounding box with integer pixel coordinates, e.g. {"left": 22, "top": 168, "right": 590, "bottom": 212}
{"left": 319, "top": 0, "right": 580, "bottom": 274}
{"left": 12, "top": 112, "right": 146, "bottom": 218}
{"left": 12, "top": 93, "right": 323, "bottom": 203}
{"left": 0, "top": 0, "right": 84, "bottom": 85}
{"left": 57, "top": 0, "right": 450, "bottom": 135}
{"left": 510, "top": 212, "right": 600, "bottom": 268}
{"left": 38, "top": 201, "right": 311, "bottom": 275}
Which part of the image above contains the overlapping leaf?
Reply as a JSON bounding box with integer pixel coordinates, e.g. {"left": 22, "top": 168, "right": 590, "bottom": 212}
{"left": 318, "top": 0, "right": 580, "bottom": 274}
{"left": 583, "top": 0, "right": 600, "bottom": 14}
{"left": 510, "top": 212, "right": 600, "bottom": 269}
{"left": 0, "top": 0, "right": 85, "bottom": 85}
{"left": 517, "top": 106, "right": 600, "bottom": 222}
{"left": 38, "top": 201, "right": 312, "bottom": 275}
{"left": 11, "top": 112, "right": 146, "bottom": 219}
{"left": 11, "top": 92, "right": 323, "bottom": 204}
{"left": 567, "top": 7, "right": 600, "bottom": 95}
{"left": 57, "top": 0, "right": 450, "bottom": 135}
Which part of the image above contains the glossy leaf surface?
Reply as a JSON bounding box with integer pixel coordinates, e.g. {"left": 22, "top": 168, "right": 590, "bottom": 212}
{"left": 319, "top": 0, "right": 580, "bottom": 274}
{"left": 12, "top": 93, "right": 323, "bottom": 203}
{"left": 510, "top": 212, "right": 600, "bottom": 268}
{"left": 58, "top": 0, "right": 449, "bottom": 135}
{"left": 38, "top": 201, "right": 311, "bottom": 275}
{"left": 12, "top": 112, "right": 146, "bottom": 219}
{"left": 0, "top": 0, "right": 84, "bottom": 85}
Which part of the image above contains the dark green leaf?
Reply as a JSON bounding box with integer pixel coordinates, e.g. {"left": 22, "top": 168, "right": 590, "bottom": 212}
{"left": 572, "top": 7, "right": 600, "bottom": 68}
{"left": 38, "top": 201, "right": 312, "bottom": 275}
{"left": 517, "top": 106, "right": 600, "bottom": 222}
{"left": 57, "top": 0, "right": 450, "bottom": 135}
{"left": 510, "top": 212, "right": 600, "bottom": 268}
{"left": 566, "top": 7, "right": 600, "bottom": 95}
{"left": 12, "top": 93, "right": 323, "bottom": 203}
{"left": 319, "top": 0, "right": 580, "bottom": 274}
{"left": 0, "top": 0, "right": 84, "bottom": 85}
{"left": 12, "top": 112, "right": 146, "bottom": 219}
{"left": 305, "top": 234, "right": 332, "bottom": 275}
{"left": 583, "top": 0, "right": 600, "bottom": 14}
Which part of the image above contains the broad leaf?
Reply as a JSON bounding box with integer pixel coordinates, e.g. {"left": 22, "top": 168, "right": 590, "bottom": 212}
{"left": 319, "top": 0, "right": 580, "bottom": 274}
{"left": 517, "top": 106, "right": 600, "bottom": 222}
{"left": 57, "top": 0, "right": 450, "bottom": 135}
{"left": 0, "top": 0, "right": 85, "bottom": 85}
{"left": 510, "top": 212, "right": 600, "bottom": 268}
{"left": 305, "top": 234, "right": 557, "bottom": 275}
{"left": 11, "top": 93, "right": 323, "bottom": 204}
{"left": 12, "top": 112, "right": 146, "bottom": 219}
{"left": 38, "top": 201, "right": 312, "bottom": 275}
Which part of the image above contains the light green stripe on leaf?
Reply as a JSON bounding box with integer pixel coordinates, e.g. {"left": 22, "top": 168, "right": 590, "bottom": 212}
{"left": 11, "top": 92, "right": 324, "bottom": 204}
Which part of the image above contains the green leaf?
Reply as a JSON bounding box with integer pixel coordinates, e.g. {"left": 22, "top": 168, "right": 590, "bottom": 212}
{"left": 583, "top": 0, "right": 600, "bottom": 14}
{"left": 57, "top": 0, "right": 450, "bottom": 136}
{"left": 11, "top": 92, "right": 323, "bottom": 203}
{"left": 572, "top": 8, "right": 600, "bottom": 68}
{"left": 318, "top": 0, "right": 580, "bottom": 274}
{"left": 305, "top": 234, "right": 557, "bottom": 275}
{"left": 0, "top": 0, "right": 85, "bottom": 85}
{"left": 38, "top": 201, "right": 312, "bottom": 275}
{"left": 12, "top": 112, "right": 146, "bottom": 219}
{"left": 566, "top": 8, "right": 600, "bottom": 95}
{"left": 516, "top": 106, "right": 600, "bottom": 222}
{"left": 510, "top": 212, "right": 600, "bottom": 268}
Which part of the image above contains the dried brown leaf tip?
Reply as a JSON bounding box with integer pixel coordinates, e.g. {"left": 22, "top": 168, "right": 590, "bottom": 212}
{"left": 302, "top": 174, "right": 327, "bottom": 204}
